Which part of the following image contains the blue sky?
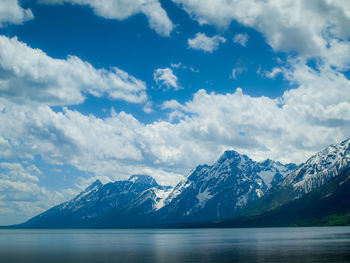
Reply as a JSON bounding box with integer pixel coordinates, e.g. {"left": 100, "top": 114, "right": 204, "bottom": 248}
{"left": 5, "top": 1, "right": 289, "bottom": 120}
{"left": 0, "top": 0, "right": 349, "bottom": 225}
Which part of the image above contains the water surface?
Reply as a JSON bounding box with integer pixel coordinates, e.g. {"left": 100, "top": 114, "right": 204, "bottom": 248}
{"left": 1, "top": 227, "right": 350, "bottom": 262}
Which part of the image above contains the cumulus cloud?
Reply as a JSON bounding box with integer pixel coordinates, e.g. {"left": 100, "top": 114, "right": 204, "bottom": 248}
{"left": 40, "top": 0, "right": 173, "bottom": 36}
{"left": 154, "top": 67, "right": 181, "bottom": 90}
{"left": 0, "top": 180, "right": 76, "bottom": 225}
{"left": 0, "top": 61, "right": 348, "bottom": 224}
{"left": 0, "top": 160, "right": 76, "bottom": 225}
{"left": 233, "top": 33, "right": 249, "bottom": 47}
{"left": 0, "top": 0, "right": 33, "bottom": 27}
{"left": 188, "top": 33, "right": 226, "bottom": 53}
{"left": 1, "top": 59, "right": 349, "bottom": 185}
{"left": 161, "top": 99, "right": 184, "bottom": 110}
{"left": 0, "top": 36, "right": 147, "bottom": 106}
{"left": 0, "top": 162, "right": 41, "bottom": 183}
{"left": 1, "top": 0, "right": 350, "bottom": 226}
{"left": 173, "top": 0, "right": 350, "bottom": 68}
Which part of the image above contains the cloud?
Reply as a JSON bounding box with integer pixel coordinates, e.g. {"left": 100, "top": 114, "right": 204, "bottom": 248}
{"left": 0, "top": 0, "right": 33, "bottom": 27}
{"left": 264, "top": 67, "right": 283, "bottom": 79}
{"left": 40, "top": 0, "right": 174, "bottom": 36}
{"left": 161, "top": 99, "right": 184, "bottom": 110}
{"left": 171, "top": 62, "right": 185, "bottom": 69}
{"left": 0, "top": 62, "right": 348, "bottom": 223}
{"left": 154, "top": 67, "right": 181, "bottom": 90}
{"left": 233, "top": 33, "right": 249, "bottom": 47}
{"left": 1, "top": 59, "right": 349, "bottom": 185}
{"left": 230, "top": 60, "right": 248, "bottom": 80}
{"left": 0, "top": 162, "right": 41, "bottom": 182}
{"left": 173, "top": 0, "right": 350, "bottom": 68}
{"left": 1, "top": 0, "right": 350, "bottom": 226}
{"left": 142, "top": 101, "right": 154, "bottom": 114}
{"left": 0, "top": 36, "right": 147, "bottom": 106}
{"left": 0, "top": 180, "right": 76, "bottom": 225}
{"left": 231, "top": 67, "right": 246, "bottom": 80}
{"left": 188, "top": 33, "right": 226, "bottom": 53}
{"left": 171, "top": 62, "right": 199, "bottom": 73}
{"left": 0, "top": 160, "right": 76, "bottom": 225}
{"left": 189, "top": 66, "right": 200, "bottom": 73}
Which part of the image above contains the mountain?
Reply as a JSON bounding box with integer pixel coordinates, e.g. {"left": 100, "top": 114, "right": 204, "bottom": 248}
{"left": 239, "top": 138, "right": 350, "bottom": 217}
{"left": 20, "top": 151, "right": 295, "bottom": 228}
{"left": 209, "top": 167, "right": 350, "bottom": 227}
{"left": 22, "top": 175, "right": 172, "bottom": 228}
{"left": 155, "top": 150, "right": 296, "bottom": 224}
{"left": 283, "top": 138, "right": 350, "bottom": 196}
{"left": 19, "top": 138, "right": 350, "bottom": 228}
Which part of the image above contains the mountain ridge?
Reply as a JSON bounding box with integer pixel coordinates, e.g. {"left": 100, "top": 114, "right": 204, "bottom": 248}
{"left": 18, "top": 138, "right": 350, "bottom": 228}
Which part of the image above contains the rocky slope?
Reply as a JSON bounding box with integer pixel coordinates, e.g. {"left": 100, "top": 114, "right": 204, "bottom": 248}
{"left": 239, "top": 138, "right": 350, "bottom": 217}
{"left": 211, "top": 167, "right": 350, "bottom": 227}
{"left": 154, "top": 150, "right": 296, "bottom": 224}
{"left": 22, "top": 175, "right": 172, "bottom": 227}
{"left": 20, "top": 138, "right": 350, "bottom": 228}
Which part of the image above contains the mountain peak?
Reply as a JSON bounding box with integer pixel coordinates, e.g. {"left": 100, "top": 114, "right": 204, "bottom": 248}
{"left": 218, "top": 150, "right": 245, "bottom": 162}
{"left": 128, "top": 174, "right": 158, "bottom": 186}
{"left": 85, "top": 179, "right": 103, "bottom": 192}
{"left": 340, "top": 137, "right": 350, "bottom": 147}
{"left": 260, "top": 159, "right": 273, "bottom": 166}
{"left": 282, "top": 137, "right": 350, "bottom": 196}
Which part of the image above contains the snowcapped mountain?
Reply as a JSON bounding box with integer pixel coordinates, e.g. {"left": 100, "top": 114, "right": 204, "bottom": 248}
{"left": 253, "top": 159, "right": 297, "bottom": 188}
{"left": 22, "top": 138, "right": 350, "bottom": 228}
{"left": 22, "top": 175, "right": 172, "bottom": 227}
{"left": 211, "top": 168, "right": 350, "bottom": 228}
{"left": 283, "top": 138, "right": 350, "bottom": 197}
{"left": 156, "top": 150, "right": 296, "bottom": 224}
{"left": 241, "top": 138, "right": 350, "bottom": 216}
{"left": 21, "top": 150, "right": 296, "bottom": 227}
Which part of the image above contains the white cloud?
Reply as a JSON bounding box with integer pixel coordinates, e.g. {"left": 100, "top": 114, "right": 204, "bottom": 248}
{"left": 231, "top": 67, "right": 246, "bottom": 80}
{"left": 0, "top": 36, "right": 147, "bottom": 106}
{"left": 0, "top": 0, "right": 33, "bottom": 27}
{"left": 0, "top": 59, "right": 348, "bottom": 225}
{"left": 1, "top": 0, "right": 350, "bottom": 226}
{"left": 189, "top": 66, "right": 200, "bottom": 73}
{"left": 143, "top": 101, "right": 154, "bottom": 114}
{"left": 0, "top": 180, "right": 76, "bottom": 225}
{"left": 233, "top": 33, "right": 249, "bottom": 47}
{"left": 154, "top": 67, "right": 181, "bottom": 90}
{"left": 0, "top": 162, "right": 41, "bottom": 182}
{"left": 171, "top": 62, "right": 185, "bottom": 69}
{"left": 171, "top": 62, "right": 199, "bottom": 73}
{"left": 188, "top": 33, "right": 226, "bottom": 53}
{"left": 173, "top": 0, "right": 350, "bottom": 68}
{"left": 40, "top": 0, "right": 174, "bottom": 36}
{"left": 161, "top": 99, "right": 183, "bottom": 110}
{"left": 1, "top": 60, "right": 349, "bottom": 184}
{"left": 0, "top": 160, "right": 76, "bottom": 225}
{"left": 264, "top": 67, "right": 283, "bottom": 79}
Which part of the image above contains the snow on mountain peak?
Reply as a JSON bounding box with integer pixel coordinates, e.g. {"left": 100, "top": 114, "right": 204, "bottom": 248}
{"left": 128, "top": 174, "right": 158, "bottom": 186}
{"left": 84, "top": 179, "right": 103, "bottom": 192}
{"left": 256, "top": 159, "right": 297, "bottom": 187}
{"left": 283, "top": 138, "right": 350, "bottom": 197}
{"left": 217, "top": 150, "right": 251, "bottom": 168}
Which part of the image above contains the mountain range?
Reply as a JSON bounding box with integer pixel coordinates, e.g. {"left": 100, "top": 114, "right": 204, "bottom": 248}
{"left": 19, "top": 138, "right": 350, "bottom": 228}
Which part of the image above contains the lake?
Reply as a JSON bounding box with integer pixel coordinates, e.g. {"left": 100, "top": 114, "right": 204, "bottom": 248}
{"left": 0, "top": 227, "right": 350, "bottom": 262}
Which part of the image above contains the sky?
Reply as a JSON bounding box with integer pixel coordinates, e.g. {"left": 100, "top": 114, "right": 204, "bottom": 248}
{"left": 0, "top": 0, "right": 349, "bottom": 225}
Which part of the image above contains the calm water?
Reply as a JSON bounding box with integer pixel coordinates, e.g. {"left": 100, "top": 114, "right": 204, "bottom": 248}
{"left": 0, "top": 227, "right": 350, "bottom": 263}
